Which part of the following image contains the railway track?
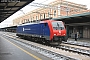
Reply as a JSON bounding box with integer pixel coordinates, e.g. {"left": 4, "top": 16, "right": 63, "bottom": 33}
{"left": 1, "top": 32, "right": 90, "bottom": 60}
{"left": 58, "top": 40, "right": 90, "bottom": 56}
{"left": 63, "top": 40, "right": 90, "bottom": 48}
{"left": 56, "top": 44, "right": 90, "bottom": 56}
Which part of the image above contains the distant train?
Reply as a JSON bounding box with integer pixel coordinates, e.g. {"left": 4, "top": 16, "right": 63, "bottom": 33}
{"left": 16, "top": 19, "right": 67, "bottom": 45}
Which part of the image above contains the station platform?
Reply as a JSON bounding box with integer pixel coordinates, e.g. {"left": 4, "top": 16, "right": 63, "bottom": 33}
{"left": 0, "top": 32, "right": 52, "bottom": 60}
{"left": 68, "top": 38, "right": 90, "bottom": 43}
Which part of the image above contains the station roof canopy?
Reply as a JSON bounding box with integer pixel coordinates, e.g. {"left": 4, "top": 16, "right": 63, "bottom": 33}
{"left": 0, "top": 0, "right": 34, "bottom": 23}
{"left": 52, "top": 12, "right": 90, "bottom": 26}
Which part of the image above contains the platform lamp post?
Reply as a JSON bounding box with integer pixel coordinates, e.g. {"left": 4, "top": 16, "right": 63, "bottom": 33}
{"left": 19, "top": 10, "right": 26, "bottom": 24}
{"left": 66, "top": 1, "right": 68, "bottom": 16}
{"left": 66, "top": 1, "right": 70, "bottom": 16}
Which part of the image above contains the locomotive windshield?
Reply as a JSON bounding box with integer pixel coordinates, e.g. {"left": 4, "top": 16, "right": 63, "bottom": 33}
{"left": 52, "top": 21, "right": 64, "bottom": 30}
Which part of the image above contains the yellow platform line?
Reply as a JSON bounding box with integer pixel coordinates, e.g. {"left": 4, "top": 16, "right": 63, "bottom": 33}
{"left": 2, "top": 36, "right": 42, "bottom": 60}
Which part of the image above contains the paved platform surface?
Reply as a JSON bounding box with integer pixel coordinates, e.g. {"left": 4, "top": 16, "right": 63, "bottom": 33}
{"left": 68, "top": 38, "right": 90, "bottom": 43}
{"left": 0, "top": 32, "right": 52, "bottom": 60}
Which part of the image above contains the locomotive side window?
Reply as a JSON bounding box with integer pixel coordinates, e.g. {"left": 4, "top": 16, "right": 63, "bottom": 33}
{"left": 44, "top": 23, "right": 47, "bottom": 26}
{"left": 52, "top": 21, "right": 64, "bottom": 30}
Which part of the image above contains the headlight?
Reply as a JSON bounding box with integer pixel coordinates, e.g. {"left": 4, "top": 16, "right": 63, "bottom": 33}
{"left": 63, "top": 34, "right": 65, "bottom": 35}
{"left": 54, "top": 34, "right": 56, "bottom": 35}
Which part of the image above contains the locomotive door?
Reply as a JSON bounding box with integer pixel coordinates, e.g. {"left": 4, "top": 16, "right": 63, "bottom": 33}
{"left": 41, "top": 23, "right": 50, "bottom": 40}
{"left": 42, "top": 23, "right": 47, "bottom": 36}
{"left": 40, "top": 23, "right": 45, "bottom": 37}
{"left": 42, "top": 23, "right": 49, "bottom": 37}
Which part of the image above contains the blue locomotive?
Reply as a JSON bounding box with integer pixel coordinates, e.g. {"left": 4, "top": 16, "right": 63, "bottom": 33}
{"left": 16, "top": 20, "right": 67, "bottom": 45}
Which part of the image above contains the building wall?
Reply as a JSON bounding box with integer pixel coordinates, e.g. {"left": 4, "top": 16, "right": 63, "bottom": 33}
{"left": 83, "top": 26, "right": 90, "bottom": 38}
{"left": 69, "top": 26, "right": 90, "bottom": 39}
{"left": 13, "top": 0, "right": 88, "bottom": 26}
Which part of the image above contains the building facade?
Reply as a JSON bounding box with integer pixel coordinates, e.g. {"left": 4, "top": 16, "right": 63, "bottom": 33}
{"left": 13, "top": 0, "right": 88, "bottom": 26}
{"left": 13, "top": 0, "right": 90, "bottom": 39}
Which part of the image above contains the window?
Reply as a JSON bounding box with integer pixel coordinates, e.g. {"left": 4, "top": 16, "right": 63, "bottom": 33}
{"left": 31, "top": 18, "right": 32, "bottom": 20}
{"left": 36, "top": 16, "right": 37, "bottom": 20}
{"left": 48, "top": 12, "right": 50, "bottom": 17}
{"left": 44, "top": 23, "right": 47, "bottom": 26}
{"left": 40, "top": 14, "right": 42, "bottom": 19}
{"left": 54, "top": 10, "right": 56, "bottom": 16}
{"left": 33, "top": 17, "right": 34, "bottom": 20}
{"left": 28, "top": 19, "right": 29, "bottom": 22}
{"left": 44, "top": 13, "right": 45, "bottom": 19}
{"left": 52, "top": 21, "right": 64, "bottom": 30}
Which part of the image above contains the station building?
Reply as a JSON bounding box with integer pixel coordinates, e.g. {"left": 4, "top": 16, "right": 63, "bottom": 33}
{"left": 13, "top": 0, "right": 90, "bottom": 39}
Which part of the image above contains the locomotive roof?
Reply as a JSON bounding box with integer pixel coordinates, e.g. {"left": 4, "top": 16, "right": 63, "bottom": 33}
{"left": 17, "top": 19, "right": 63, "bottom": 26}
{"left": 17, "top": 22, "right": 39, "bottom": 26}
{"left": 17, "top": 21, "right": 47, "bottom": 26}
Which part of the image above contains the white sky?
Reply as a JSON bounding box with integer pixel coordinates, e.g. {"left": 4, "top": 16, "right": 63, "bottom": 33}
{"left": 0, "top": 0, "right": 90, "bottom": 28}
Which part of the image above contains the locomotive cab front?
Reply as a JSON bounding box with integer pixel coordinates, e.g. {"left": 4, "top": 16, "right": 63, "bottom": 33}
{"left": 51, "top": 21, "right": 67, "bottom": 43}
